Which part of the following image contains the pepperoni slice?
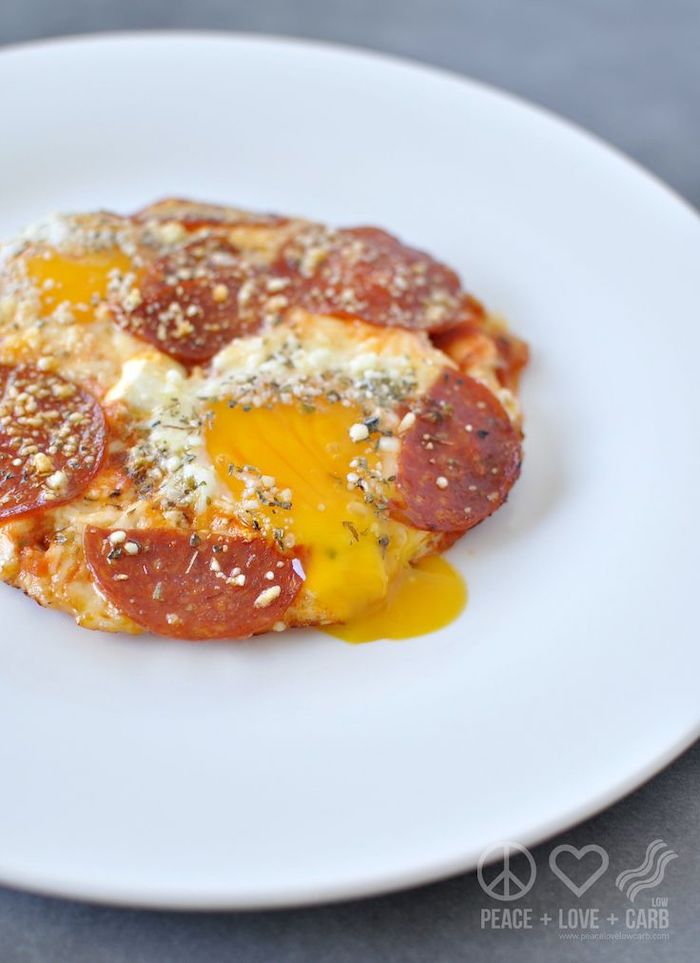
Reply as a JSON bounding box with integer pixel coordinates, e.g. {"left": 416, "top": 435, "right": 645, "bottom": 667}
{"left": 393, "top": 369, "right": 522, "bottom": 532}
{"left": 109, "top": 239, "right": 263, "bottom": 364}
{"left": 0, "top": 365, "right": 106, "bottom": 522}
{"left": 276, "top": 226, "right": 464, "bottom": 331}
{"left": 84, "top": 528, "right": 305, "bottom": 640}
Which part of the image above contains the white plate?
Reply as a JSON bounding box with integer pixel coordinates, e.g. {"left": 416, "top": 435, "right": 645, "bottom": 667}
{"left": 0, "top": 32, "right": 698, "bottom": 909}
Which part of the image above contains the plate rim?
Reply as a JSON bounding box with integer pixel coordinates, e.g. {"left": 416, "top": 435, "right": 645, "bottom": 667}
{"left": 0, "top": 725, "right": 698, "bottom": 911}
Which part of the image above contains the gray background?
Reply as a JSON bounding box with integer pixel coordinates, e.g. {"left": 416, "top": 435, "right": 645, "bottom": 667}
{"left": 0, "top": 1, "right": 698, "bottom": 960}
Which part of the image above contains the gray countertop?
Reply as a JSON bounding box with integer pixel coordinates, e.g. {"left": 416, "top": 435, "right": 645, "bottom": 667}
{"left": 0, "top": 1, "right": 698, "bottom": 960}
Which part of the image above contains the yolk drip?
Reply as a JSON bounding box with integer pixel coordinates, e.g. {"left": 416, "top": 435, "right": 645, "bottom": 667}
{"left": 26, "top": 249, "right": 132, "bottom": 320}
{"left": 324, "top": 554, "right": 467, "bottom": 643}
{"left": 206, "top": 399, "right": 467, "bottom": 640}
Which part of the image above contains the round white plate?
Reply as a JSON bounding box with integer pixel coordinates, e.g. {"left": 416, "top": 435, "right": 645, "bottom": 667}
{"left": 0, "top": 32, "right": 698, "bottom": 910}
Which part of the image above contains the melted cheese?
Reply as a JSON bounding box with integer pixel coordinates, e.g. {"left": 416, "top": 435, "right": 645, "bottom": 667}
{"left": 211, "top": 310, "right": 438, "bottom": 388}
{"left": 105, "top": 352, "right": 187, "bottom": 409}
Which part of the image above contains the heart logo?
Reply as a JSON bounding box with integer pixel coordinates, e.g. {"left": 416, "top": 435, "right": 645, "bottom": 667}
{"left": 549, "top": 844, "right": 609, "bottom": 897}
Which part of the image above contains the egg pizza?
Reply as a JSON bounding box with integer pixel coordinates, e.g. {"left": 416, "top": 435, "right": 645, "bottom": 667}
{"left": 0, "top": 199, "right": 528, "bottom": 643}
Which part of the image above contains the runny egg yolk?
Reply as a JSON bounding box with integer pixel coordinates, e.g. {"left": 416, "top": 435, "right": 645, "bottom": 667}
{"left": 26, "top": 249, "right": 132, "bottom": 319}
{"left": 206, "top": 399, "right": 467, "bottom": 640}
{"left": 325, "top": 554, "right": 467, "bottom": 644}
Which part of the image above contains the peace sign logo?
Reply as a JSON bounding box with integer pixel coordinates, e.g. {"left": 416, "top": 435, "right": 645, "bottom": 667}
{"left": 477, "top": 842, "right": 537, "bottom": 901}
